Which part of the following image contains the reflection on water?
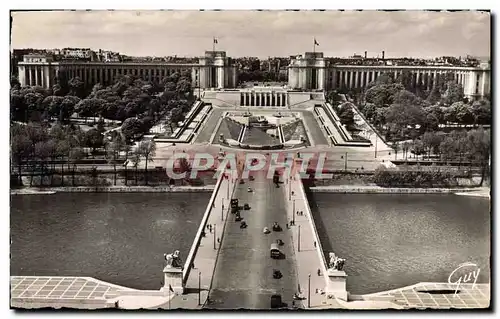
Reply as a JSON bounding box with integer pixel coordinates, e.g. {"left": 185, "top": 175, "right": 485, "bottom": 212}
{"left": 10, "top": 193, "right": 210, "bottom": 290}
{"left": 309, "top": 193, "right": 490, "bottom": 295}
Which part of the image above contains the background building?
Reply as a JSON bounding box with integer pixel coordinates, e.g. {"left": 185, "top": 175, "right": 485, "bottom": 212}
{"left": 287, "top": 51, "right": 490, "bottom": 99}
{"left": 17, "top": 50, "right": 238, "bottom": 90}
{"left": 16, "top": 49, "right": 490, "bottom": 99}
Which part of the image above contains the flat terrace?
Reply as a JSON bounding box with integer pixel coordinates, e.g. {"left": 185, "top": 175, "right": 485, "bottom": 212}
{"left": 10, "top": 276, "right": 136, "bottom": 308}
{"left": 361, "top": 282, "right": 490, "bottom": 309}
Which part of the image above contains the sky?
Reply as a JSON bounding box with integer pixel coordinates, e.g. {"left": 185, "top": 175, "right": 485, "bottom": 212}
{"left": 10, "top": 10, "right": 491, "bottom": 59}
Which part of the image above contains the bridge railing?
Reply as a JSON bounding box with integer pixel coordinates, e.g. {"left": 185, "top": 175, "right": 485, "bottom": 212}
{"left": 294, "top": 173, "right": 330, "bottom": 282}
{"left": 182, "top": 170, "right": 225, "bottom": 283}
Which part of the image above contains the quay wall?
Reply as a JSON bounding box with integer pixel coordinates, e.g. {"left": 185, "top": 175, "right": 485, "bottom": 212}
{"left": 309, "top": 186, "right": 480, "bottom": 194}
{"left": 10, "top": 185, "right": 215, "bottom": 195}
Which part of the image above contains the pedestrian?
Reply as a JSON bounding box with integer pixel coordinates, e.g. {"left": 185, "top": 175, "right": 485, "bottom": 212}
{"left": 217, "top": 238, "right": 220, "bottom": 244}
{"left": 317, "top": 268, "right": 321, "bottom": 276}
{"left": 286, "top": 223, "right": 289, "bottom": 229}
{"left": 314, "top": 241, "right": 317, "bottom": 248}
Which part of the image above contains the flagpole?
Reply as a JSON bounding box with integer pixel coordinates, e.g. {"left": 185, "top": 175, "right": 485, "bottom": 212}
{"left": 168, "top": 286, "right": 171, "bottom": 310}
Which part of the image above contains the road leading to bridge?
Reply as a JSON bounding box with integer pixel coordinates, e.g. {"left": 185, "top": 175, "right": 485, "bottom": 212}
{"left": 205, "top": 171, "right": 302, "bottom": 309}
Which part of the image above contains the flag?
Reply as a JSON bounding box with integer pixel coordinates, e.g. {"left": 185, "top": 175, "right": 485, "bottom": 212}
{"left": 169, "top": 284, "right": 174, "bottom": 293}
{"left": 314, "top": 38, "right": 319, "bottom": 46}
{"left": 213, "top": 38, "right": 218, "bottom": 44}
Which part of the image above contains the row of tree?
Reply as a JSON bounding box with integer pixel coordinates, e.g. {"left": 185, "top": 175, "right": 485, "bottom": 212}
{"left": 237, "top": 70, "right": 287, "bottom": 84}
{"left": 329, "top": 72, "right": 492, "bottom": 142}
{"left": 392, "top": 128, "right": 490, "bottom": 185}
{"left": 10, "top": 122, "right": 164, "bottom": 187}
{"left": 10, "top": 71, "right": 193, "bottom": 127}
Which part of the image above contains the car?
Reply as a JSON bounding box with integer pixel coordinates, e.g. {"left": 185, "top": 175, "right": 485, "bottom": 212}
{"left": 263, "top": 227, "right": 271, "bottom": 234}
{"left": 272, "top": 222, "right": 282, "bottom": 232}
{"left": 243, "top": 203, "right": 250, "bottom": 210}
{"left": 270, "top": 294, "right": 282, "bottom": 309}
{"left": 272, "top": 269, "right": 282, "bottom": 279}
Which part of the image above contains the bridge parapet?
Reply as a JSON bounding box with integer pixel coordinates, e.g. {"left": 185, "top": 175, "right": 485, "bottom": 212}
{"left": 288, "top": 166, "right": 349, "bottom": 305}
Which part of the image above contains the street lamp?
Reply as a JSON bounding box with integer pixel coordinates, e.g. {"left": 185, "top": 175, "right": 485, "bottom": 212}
{"left": 292, "top": 199, "right": 296, "bottom": 225}
{"left": 198, "top": 272, "right": 201, "bottom": 306}
{"left": 298, "top": 225, "right": 301, "bottom": 252}
{"left": 221, "top": 198, "right": 224, "bottom": 221}
{"left": 213, "top": 224, "right": 217, "bottom": 250}
{"left": 344, "top": 152, "right": 348, "bottom": 171}
{"left": 308, "top": 274, "right": 311, "bottom": 308}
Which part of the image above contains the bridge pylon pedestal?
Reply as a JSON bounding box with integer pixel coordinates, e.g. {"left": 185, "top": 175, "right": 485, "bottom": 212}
{"left": 162, "top": 267, "right": 185, "bottom": 295}
{"left": 326, "top": 269, "right": 348, "bottom": 301}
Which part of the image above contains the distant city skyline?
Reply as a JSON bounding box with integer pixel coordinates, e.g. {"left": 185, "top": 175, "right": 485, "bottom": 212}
{"left": 11, "top": 10, "right": 491, "bottom": 59}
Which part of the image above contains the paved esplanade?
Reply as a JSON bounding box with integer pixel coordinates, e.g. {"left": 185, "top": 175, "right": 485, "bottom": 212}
{"left": 206, "top": 171, "right": 301, "bottom": 309}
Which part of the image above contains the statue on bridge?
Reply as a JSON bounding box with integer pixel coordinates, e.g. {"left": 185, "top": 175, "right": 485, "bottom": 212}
{"left": 164, "top": 250, "right": 183, "bottom": 269}
{"left": 328, "top": 252, "right": 346, "bottom": 271}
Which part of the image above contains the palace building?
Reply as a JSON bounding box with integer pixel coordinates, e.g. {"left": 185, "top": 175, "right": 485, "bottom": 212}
{"left": 288, "top": 52, "right": 490, "bottom": 99}
{"left": 17, "top": 50, "right": 490, "bottom": 99}
{"left": 17, "top": 51, "right": 238, "bottom": 90}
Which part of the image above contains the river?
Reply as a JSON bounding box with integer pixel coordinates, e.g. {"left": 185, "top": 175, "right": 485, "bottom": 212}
{"left": 309, "top": 193, "right": 490, "bottom": 295}
{"left": 10, "top": 193, "right": 210, "bottom": 290}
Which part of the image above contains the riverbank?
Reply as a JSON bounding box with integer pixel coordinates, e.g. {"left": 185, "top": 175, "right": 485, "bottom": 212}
{"left": 10, "top": 185, "right": 215, "bottom": 195}
{"left": 310, "top": 185, "right": 488, "bottom": 195}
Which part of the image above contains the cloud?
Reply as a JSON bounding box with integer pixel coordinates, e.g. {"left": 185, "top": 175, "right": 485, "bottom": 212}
{"left": 10, "top": 10, "right": 490, "bottom": 58}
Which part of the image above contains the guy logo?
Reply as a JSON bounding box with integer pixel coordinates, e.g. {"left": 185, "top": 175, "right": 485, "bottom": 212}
{"left": 448, "top": 262, "right": 480, "bottom": 297}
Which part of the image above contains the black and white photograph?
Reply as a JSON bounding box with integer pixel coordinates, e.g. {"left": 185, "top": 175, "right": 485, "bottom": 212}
{"left": 7, "top": 6, "right": 492, "bottom": 311}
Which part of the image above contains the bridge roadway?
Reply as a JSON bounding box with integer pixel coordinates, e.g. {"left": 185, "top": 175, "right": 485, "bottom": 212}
{"left": 205, "top": 171, "right": 302, "bottom": 309}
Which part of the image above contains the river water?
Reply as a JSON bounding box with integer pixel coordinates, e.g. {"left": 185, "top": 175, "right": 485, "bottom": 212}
{"left": 11, "top": 192, "right": 490, "bottom": 295}
{"left": 10, "top": 193, "right": 210, "bottom": 290}
{"left": 309, "top": 193, "right": 490, "bottom": 294}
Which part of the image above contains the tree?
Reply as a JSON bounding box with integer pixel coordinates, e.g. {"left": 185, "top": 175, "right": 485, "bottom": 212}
{"left": 326, "top": 90, "right": 342, "bottom": 105}
{"left": 168, "top": 108, "right": 185, "bottom": 132}
{"left": 59, "top": 96, "right": 80, "bottom": 122}
{"left": 137, "top": 140, "right": 156, "bottom": 185}
{"left": 42, "top": 96, "right": 65, "bottom": 119}
{"left": 11, "top": 76, "right": 21, "bottom": 89}
{"left": 441, "top": 81, "right": 464, "bottom": 106}
{"left": 176, "top": 79, "right": 192, "bottom": 98}
{"left": 385, "top": 103, "right": 425, "bottom": 138}
{"left": 472, "top": 100, "right": 491, "bottom": 125}
{"left": 105, "top": 135, "right": 126, "bottom": 186}
{"left": 75, "top": 98, "right": 105, "bottom": 122}
{"left": 69, "top": 147, "right": 86, "bottom": 186}
{"left": 426, "top": 105, "right": 445, "bottom": 125}
{"left": 421, "top": 131, "right": 444, "bottom": 159}
{"left": 10, "top": 130, "right": 32, "bottom": 185}
{"left": 56, "top": 139, "right": 71, "bottom": 186}
{"left": 68, "top": 77, "right": 85, "bottom": 98}
{"left": 337, "top": 104, "right": 355, "bottom": 128}
{"left": 83, "top": 129, "right": 104, "bottom": 157}
{"left": 130, "top": 150, "right": 141, "bottom": 185}
{"left": 420, "top": 110, "right": 439, "bottom": 132}
{"left": 410, "top": 139, "right": 425, "bottom": 160}
{"left": 426, "top": 87, "right": 442, "bottom": 105}
{"left": 454, "top": 103, "right": 475, "bottom": 126}
{"left": 465, "top": 128, "right": 490, "bottom": 186}
{"left": 121, "top": 117, "right": 143, "bottom": 141}
{"left": 446, "top": 102, "right": 474, "bottom": 126}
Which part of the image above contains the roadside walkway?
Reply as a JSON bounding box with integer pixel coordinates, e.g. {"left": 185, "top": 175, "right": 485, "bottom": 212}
{"left": 166, "top": 171, "right": 236, "bottom": 309}
{"left": 285, "top": 175, "right": 329, "bottom": 309}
